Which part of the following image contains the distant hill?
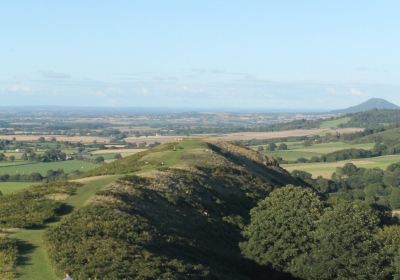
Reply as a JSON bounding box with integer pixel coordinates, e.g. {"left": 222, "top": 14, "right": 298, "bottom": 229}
{"left": 332, "top": 98, "right": 399, "bottom": 114}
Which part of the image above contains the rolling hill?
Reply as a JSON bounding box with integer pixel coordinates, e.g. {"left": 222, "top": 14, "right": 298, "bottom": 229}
{"left": 1, "top": 139, "right": 303, "bottom": 279}
{"left": 332, "top": 98, "right": 399, "bottom": 114}
{"left": 47, "top": 139, "right": 301, "bottom": 279}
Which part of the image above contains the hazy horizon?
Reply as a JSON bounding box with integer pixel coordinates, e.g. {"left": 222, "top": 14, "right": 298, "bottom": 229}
{"left": 1, "top": 1, "right": 400, "bottom": 109}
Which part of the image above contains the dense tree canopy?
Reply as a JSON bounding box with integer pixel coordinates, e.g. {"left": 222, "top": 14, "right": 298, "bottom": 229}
{"left": 240, "top": 185, "right": 323, "bottom": 277}
{"left": 241, "top": 185, "right": 396, "bottom": 280}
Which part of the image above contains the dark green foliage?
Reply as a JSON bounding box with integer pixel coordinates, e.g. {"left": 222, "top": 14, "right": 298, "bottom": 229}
{"left": 241, "top": 187, "right": 392, "bottom": 279}
{"left": 304, "top": 201, "right": 389, "bottom": 280}
{"left": 94, "top": 156, "right": 104, "bottom": 163}
{"left": 0, "top": 153, "right": 7, "bottom": 161}
{"left": 240, "top": 186, "right": 324, "bottom": 277}
{"left": 267, "top": 143, "right": 277, "bottom": 151}
{"left": 299, "top": 162, "right": 400, "bottom": 210}
{"left": 377, "top": 226, "right": 400, "bottom": 279}
{"left": 0, "top": 237, "right": 17, "bottom": 279}
{"left": 0, "top": 182, "right": 79, "bottom": 228}
{"left": 0, "top": 172, "right": 43, "bottom": 182}
{"left": 266, "top": 119, "right": 321, "bottom": 131}
{"left": 0, "top": 193, "right": 62, "bottom": 228}
{"left": 390, "top": 188, "right": 400, "bottom": 209}
{"left": 383, "top": 163, "right": 400, "bottom": 187}
{"left": 41, "top": 149, "right": 66, "bottom": 162}
{"left": 293, "top": 148, "right": 375, "bottom": 164}
{"left": 46, "top": 166, "right": 290, "bottom": 279}
{"left": 278, "top": 143, "right": 288, "bottom": 150}
{"left": 291, "top": 170, "right": 336, "bottom": 194}
{"left": 324, "top": 148, "right": 372, "bottom": 162}
{"left": 46, "top": 205, "right": 210, "bottom": 279}
{"left": 344, "top": 109, "right": 400, "bottom": 129}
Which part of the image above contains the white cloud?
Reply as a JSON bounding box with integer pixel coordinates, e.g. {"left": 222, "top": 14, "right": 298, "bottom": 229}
{"left": 5, "top": 84, "right": 32, "bottom": 93}
{"left": 349, "top": 88, "right": 365, "bottom": 96}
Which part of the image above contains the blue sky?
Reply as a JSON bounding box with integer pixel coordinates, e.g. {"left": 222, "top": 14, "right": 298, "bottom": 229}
{"left": 1, "top": 1, "right": 399, "bottom": 110}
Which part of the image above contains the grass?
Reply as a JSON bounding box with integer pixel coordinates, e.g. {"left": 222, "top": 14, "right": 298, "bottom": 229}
{"left": 0, "top": 160, "right": 98, "bottom": 176}
{"left": 0, "top": 182, "right": 34, "bottom": 194}
{"left": 319, "top": 117, "right": 351, "bottom": 128}
{"left": 10, "top": 176, "right": 118, "bottom": 280}
{"left": 283, "top": 154, "right": 400, "bottom": 178}
{"left": 140, "top": 139, "right": 205, "bottom": 168}
{"left": 255, "top": 141, "right": 375, "bottom": 161}
{"left": 294, "top": 142, "right": 374, "bottom": 153}
{"left": 266, "top": 150, "right": 321, "bottom": 161}
{"left": 0, "top": 161, "right": 28, "bottom": 167}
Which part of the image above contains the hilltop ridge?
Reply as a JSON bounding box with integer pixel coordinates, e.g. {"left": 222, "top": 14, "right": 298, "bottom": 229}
{"left": 332, "top": 98, "right": 399, "bottom": 114}
{"left": 44, "top": 139, "right": 301, "bottom": 279}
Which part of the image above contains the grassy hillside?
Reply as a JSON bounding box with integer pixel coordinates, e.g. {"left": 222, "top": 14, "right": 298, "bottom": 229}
{"left": 42, "top": 139, "right": 300, "bottom": 279}
{"left": 344, "top": 109, "right": 400, "bottom": 128}
{"left": 356, "top": 127, "right": 400, "bottom": 145}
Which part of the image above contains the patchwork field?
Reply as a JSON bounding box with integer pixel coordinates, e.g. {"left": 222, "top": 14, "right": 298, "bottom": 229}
{"left": 0, "top": 160, "right": 98, "bottom": 176}
{"left": 283, "top": 154, "right": 400, "bottom": 178}
{"left": 209, "top": 127, "right": 363, "bottom": 142}
{"left": 261, "top": 141, "right": 374, "bottom": 161}
{"left": 124, "top": 135, "right": 187, "bottom": 144}
{"left": 0, "top": 135, "right": 110, "bottom": 144}
{"left": 91, "top": 148, "right": 146, "bottom": 157}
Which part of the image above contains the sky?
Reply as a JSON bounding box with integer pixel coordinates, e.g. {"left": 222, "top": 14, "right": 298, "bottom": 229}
{"left": 1, "top": 1, "right": 400, "bottom": 111}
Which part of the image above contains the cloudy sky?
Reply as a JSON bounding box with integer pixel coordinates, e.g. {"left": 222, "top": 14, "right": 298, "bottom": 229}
{"left": 1, "top": 1, "right": 399, "bottom": 110}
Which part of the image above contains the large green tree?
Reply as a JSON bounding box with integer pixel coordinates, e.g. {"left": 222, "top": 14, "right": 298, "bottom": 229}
{"left": 305, "top": 201, "right": 389, "bottom": 280}
{"left": 240, "top": 185, "right": 323, "bottom": 277}
{"left": 377, "top": 226, "right": 400, "bottom": 279}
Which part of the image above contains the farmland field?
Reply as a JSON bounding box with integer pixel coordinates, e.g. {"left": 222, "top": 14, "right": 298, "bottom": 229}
{"left": 283, "top": 154, "right": 400, "bottom": 178}
{"left": 91, "top": 148, "right": 146, "bottom": 157}
{"left": 0, "top": 134, "right": 110, "bottom": 144}
{"left": 258, "top": 141, "right": 374, "bottom": 161}
{"left": 209, "top": 127, "right": 363, "bottom": 141}
{"left": 0, "top": 160, "right": 98, "bottom": 176}
{"left": 319, "top": 117, "right": 351, "bottom": 128}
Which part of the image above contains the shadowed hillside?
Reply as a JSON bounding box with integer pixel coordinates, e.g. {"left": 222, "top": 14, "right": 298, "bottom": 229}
{"left": 45, "top": 139, "right": 302, "bottom": 279}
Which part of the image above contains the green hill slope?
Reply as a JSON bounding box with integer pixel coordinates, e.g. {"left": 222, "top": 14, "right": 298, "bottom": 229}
{"left": 44, "top": 139, "right": 301, "bottom": 279}
{"left": 356, "top": 127, "right": 400, "bottom": 145}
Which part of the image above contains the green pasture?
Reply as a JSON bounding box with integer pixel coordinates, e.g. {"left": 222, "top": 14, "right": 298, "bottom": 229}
{"left": 283, "top": 154, "right": 400, "bottom": 178}
{"left": 254, "top": 141, "right": 375, "bottom": 161}
{"left": 0, "top": 160, "right": 98, "bottom": 176}
{"left": 319, "top": 117, "right": 351, "bottom": 128}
